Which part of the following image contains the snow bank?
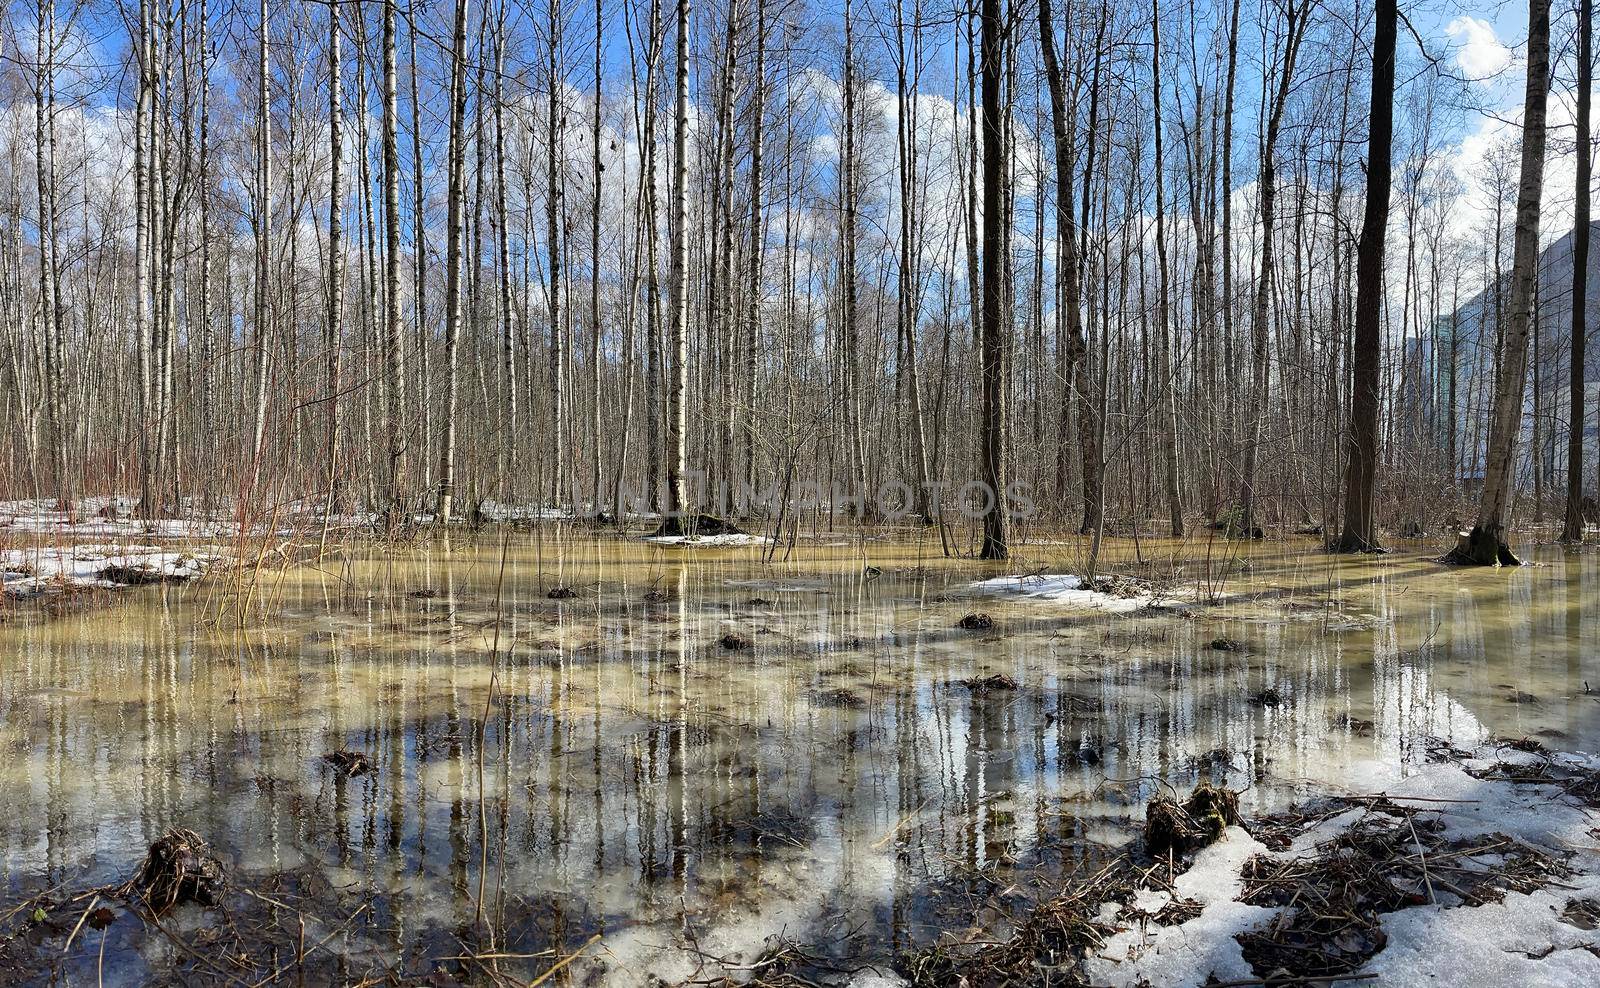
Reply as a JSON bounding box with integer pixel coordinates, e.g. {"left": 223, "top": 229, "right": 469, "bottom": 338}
{"left": 0, "top": 497, "right": 247, "bottom": 539}
{"left": 1, "top": 543, "right": 218, "bottom": 597}
{"left": 1084, "top": 745, "right": 1600, "bottom": 987}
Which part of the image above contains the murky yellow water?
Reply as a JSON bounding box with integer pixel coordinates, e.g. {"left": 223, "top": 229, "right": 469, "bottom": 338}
{"left": 1, "top": 535, "right": 1596, "bottom": 983}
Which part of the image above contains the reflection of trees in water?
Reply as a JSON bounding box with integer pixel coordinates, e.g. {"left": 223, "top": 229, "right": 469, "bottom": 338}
{"left": 2, "top": 546, "right": 1597, "bottom": 981}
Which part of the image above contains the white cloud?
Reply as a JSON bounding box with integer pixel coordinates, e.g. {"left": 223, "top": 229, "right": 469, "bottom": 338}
{"left": 1445, "top": 16, "right": 1512, "bottom": 83}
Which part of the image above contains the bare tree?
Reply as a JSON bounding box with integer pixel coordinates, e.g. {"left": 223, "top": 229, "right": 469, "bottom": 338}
{"left": 436, "top": 0, "right": 471, "bottom": 525}
{"left": 662, "top": 0, "right": 690, "bottom": 524}
{"left": 978, "top": 0, "right": 1009, "bottom": 558}
{"left": 1564, "top": 0, "right": 1593, "bottom": 543}
{"left": 1450, "top": 0, "right": 1551, "bottom": 565}
{"left": 1333, "top": 0, "right": 1396, "bottom": 553}
{"left": 1238, "top": 0, "right": 1310, "bottom": 537}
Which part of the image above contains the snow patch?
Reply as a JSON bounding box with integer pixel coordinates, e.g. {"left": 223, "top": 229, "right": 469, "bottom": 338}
{"left": 1, "top": 543, "right": 218, "bottom": 597}
{"left": 643, "top": 533, "right": 771, "bottom": 547}
{"left": 969, "top": 573, "right": 1159, "bottom": 612}
{"left": 1089, "top": 828, "right": 1275, "bottom": 988}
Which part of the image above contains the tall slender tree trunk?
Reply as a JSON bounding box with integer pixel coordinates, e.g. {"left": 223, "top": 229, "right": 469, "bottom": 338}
{"left": 1151, "top": 0, "right": 1183, "bottom": 536}
{"left": 409, "top": 2, "right": 431, "bottom": 499}
{"left": 547, "top": 0, "right": 567, "bottom": 510}
{"left": 745, "top": 0, "right": 769, "bottom": 495}
{"left": 642, "top": 0, "right": 664, "bottom": 511}
{"left": 1077, "top": 0, "right": 1108, "bottom": 535}
{"left": 321, "top": 0, "right": 345, "bottom": 542}
{"left": 841, "top": 0, "right": 868, "bottom": 512}
{"left": 590, "top": 0, "right": 605, "bottom": 514}
{"left": 250, "top": 0, "right": 272, "bottom": 494}
{"left": 1334, "top": 0, "right": 1396, "bottom": 553}
{"left": 34, "top": 0, "right": 68, "bottom": 508}
{"left": 492, "top": 4, "right": 516, "bottom": 500}
{"left": 382, "top": 0, "right": 406, "bottom": 523}
{"left": 1564, "top": 0, "right": 1593, "bottom": 543}
{"left": 1238, "top": 0, "right": 1307, "bottom": 537}
{"left": 1218, "top": 0, "right": 1240, "bottom": 503}
{"left": 978, "top": 0, "right": 1009, "bottom": 558}
{"left": 135, "top": 0, "right": 155, "bottom": 515}
{"left": 1452, "top": 0, "right": 1551, "bottom": 565}
{"left": 663, "top": 0, "right": 690, "bottom": 522}
{"left": 1038, "top": 0, "right": 1089, "bottom": 529}
{"left": 436, "top": 0, "right": 471, "bottom": 526}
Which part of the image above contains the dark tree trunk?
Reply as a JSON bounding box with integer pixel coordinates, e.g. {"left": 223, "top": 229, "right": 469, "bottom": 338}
{"left": 1332, "top": 0, "right": 1396, "bottom": 553}
{"left": 1564, "top": 0, "right": 1593, "bottom": 543}
{"left": 978, "top": 0, "right": 1009, "bottom": 558}
{"left": 1449, "top": 0, "right": 1551, "bottom": 566}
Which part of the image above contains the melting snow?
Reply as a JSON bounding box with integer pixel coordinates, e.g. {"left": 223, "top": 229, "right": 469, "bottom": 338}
{"left": 1, "top": 543, "right": 217, "bottom": 596}
{"left": 969, "top": 573, "right": 1158, "bottom": 612}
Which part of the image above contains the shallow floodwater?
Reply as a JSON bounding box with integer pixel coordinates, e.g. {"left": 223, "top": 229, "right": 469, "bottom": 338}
{"left": 1, "top": 535, "right": 1597, "bottom": 984}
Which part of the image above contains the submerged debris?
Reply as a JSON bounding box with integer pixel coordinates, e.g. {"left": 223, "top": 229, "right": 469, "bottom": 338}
{"left": 1188, "top": 746, "right": 1239, "bottom": 775}
{"left": 1331, "top": 711, "right": 1376, "bottom": 734}
{"left": 956, "top": 612, "right": 995, "bottom": 631}
{"left": 1249, "top": 686, "right": 1286, "bottom": 707}
{"left": 897, "top": 859, "right": 1129, "bottom": 987}
{"left": 322, "top": 750, "right": 375, "bottom": 777}
{"left": 113, "top": 828, "right": 224, "bottom": 915}
{"left": 1143, "top": 782, "right": 1242, "bottom": 857}
{"left": 1066, "top": 734, "right": 1107, "bottom": 766}
{"left": 808, "top": 686, "right": 864, "bottom": 709}
{"left": 956, "top": 672, "right": 1019, "bottom": 693}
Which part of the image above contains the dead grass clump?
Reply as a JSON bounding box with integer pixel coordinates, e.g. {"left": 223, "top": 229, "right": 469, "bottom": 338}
{"left": 1083, "top": 574, "right": 1155, "bottom": 598}
{"left": 1464, "top": 752, "right": 1600, "bottom": 807}
{"left": 1496, "top": 735, "right": 1550, "bottom": 755}
{"left": 956, "top": 612, "right": 995, "bottom": 631}
{"left": 956, "top": 673, "right": 1019, "bottom": 693}
{"left": 1143, "top": 782, "right": 1241, "bottom": 857}
{"left": 1237, "top": 811, "right": 1567, "bottom": 980}
{"left": 897, "top": 860, "right": 1129, "bottom": 988}
{"left": 113, "top": 828, "right": 224, "bottom": 915}
{"left": 1149, "top": 896, "right": 1203, "bottom": 926}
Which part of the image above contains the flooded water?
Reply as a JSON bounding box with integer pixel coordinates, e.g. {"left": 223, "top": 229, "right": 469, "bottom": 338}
{"left": 1, "top": 535, "right": 1597, "bottom": 984}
